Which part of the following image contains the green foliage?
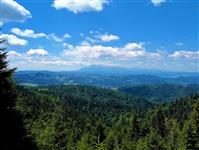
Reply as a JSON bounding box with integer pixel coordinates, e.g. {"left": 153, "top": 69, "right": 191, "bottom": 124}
{"left": 0, "top": 38, "right": 37, "bottom": 150}
{"left": 119, "top": 84, "right": 199, "bottom": 103}
{"left": 16, "top": 84, "right": 199, "bottom": 150}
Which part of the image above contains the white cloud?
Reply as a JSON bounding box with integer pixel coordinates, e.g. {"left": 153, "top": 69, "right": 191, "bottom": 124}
{"left": 27, "top": 49, "right": 49, "bottom": 56}
{"left": 98, "top": 34, "right": 119, "bottom": 42}
{"left": 30, "top": 59, "right": 89, "bottom": 67}
{"left": 63, "top": 42, "right": 160, "bottom": 60}
{"left": 52, "top": 0, "right": 109, "bottom": 13}
{"left": 64, "top": 44, "right": 119, "bottom": 60}
{"left": 7, "top": 51, "right": 22, "bottom": 57}
{"left": 8, "top": 54, "right": 92, "bottom": 70}
{"left": 0, "top": 0, "right": 31, "bottom": 25}
{"left": 151, "top": 0, "right": 166, "bottom": 6}
{"left": 84, "top": 32, "right": 120, "bottom": 43}
{"left": 124, "top": 42, "right": 143, "bottom": 50}
{"left": 63, "top": 43, "right": 73, "bottom": 49}
{"left": 47, "top": 33, "right": 71, "bottom": 42}
{"left": 0, "top": 34, "right": 28, "bottom": 46}
{"left": 169, "top": 50, "right": 199, "bottom": 59}
{"left": 63, "top": 33, "right": 71, "bottom": 39}
{"left": 10, "top": 28, "right": 46, "bottom": 38}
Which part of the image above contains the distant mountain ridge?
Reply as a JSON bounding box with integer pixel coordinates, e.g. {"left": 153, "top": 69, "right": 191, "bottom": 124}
{"left": 17, "top": 65, "right": 199, "bottom": 77}
{"left": 118, "top": 84, "right": 199, "bottom": 103}
{"left": 77, "top": 65, "right": 199, "bottom": 77}
{"left": 15, "top": 66, "right": 199, "bottom": 88}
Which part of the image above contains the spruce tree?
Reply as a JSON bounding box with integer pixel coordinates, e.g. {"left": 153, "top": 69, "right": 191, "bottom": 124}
{"left": 0, "top": 38, "right": 37, "bottom": 150}
{"left": 130, "top": 113, "right": 140, "bottom": 142}
{"left": 186, "top": 102, "right": 199, "bottom": 149}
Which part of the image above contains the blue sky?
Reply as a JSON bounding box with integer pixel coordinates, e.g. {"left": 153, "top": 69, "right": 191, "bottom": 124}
{"left": 1, "top": 0, "right": 198, "bottom": 71}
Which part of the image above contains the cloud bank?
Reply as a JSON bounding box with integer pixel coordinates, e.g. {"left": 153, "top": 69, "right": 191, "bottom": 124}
{"left": 63, "top": 42, "right": 160, "bottom": 61}
{"left": 169, "top": 50, "right": 199, "bottom": 59}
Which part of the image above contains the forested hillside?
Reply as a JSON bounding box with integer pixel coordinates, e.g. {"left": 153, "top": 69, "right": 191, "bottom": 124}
{"left": 15, "top": 71, "right": 199, "bottom": 88}
{"left": 16, "top": 85, "right": 199, "bottom": 150}
{"left": 2, "top": 1, "right": 198, "bottom": 149}
{"left": 0, "top": 39, "right": 37, "bottom": 150}
{"left": 119, "top": 84, "right": 199, "bottom": 103}
{"left": 16, "top": 85, "right": 153, "bottom": 150}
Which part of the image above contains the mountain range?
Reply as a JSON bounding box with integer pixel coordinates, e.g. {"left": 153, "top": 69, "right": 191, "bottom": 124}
{"left": 15, "top": 65, "right": 199, "bottom": 88}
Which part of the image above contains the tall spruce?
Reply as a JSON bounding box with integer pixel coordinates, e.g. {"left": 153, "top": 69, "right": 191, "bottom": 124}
{"left": 0, "top": 38, "right": 37, "bottom": 150}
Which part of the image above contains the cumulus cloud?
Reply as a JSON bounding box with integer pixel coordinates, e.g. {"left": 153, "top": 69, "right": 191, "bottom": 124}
{"left": 47, "top": 33, "right": 71, "bottom": 42}
{"left": 52, "top": 0, "right": 109, "bottom": 13}
{"left": 97, "top": 34, "right": 119, "bottom": 42}
{"left": 84, "top": 32, "right": 120, "bottom": 43}
{"left": 124, "top": 43, "right": 143, "bottom": 50}
{"left": 0, "top": 34, "right": 28, "bottom": 46}
{"left": 10, "top": 28, "right": 46, "bottom": 38}
{"left": 7, "top": 50, "right": 22, "bottom": 57}
{"left": 151, "top": 0, "right": 166, "bottom": 6}
{"left": 63, "top": 42, "right": 160, "bottom": 60}
{"left": 0, "top": 0, "right": 31, "bottom": 25}
{"left": 63, "top": 33, "right": 71, "bottom": 39}
{"left": 169, "top": 50, "right": 199, "bottom": 59}
{"left": 27, "top": 49, "right": 49, "bottom": 56}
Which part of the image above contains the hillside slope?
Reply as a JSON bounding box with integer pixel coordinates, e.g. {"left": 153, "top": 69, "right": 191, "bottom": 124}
{"left": 16, "top": 85, "right": 199, "bottom": 150}
{"left": 16, "top": 85, "right": 153, "bottom": 149}
{"left": 119, "top": 84, "right": 199, "bottom": 103}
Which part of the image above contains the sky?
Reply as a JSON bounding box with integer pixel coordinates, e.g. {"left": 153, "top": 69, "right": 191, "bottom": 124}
{"left": 0, "top": 0, "right": 198, "bottom": 72}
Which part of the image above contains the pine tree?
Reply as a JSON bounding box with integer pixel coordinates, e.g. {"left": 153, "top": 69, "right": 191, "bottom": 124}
{"left": 186, "top": 102, "right": 199, "bottom": 149}
{"left": 165, "top": 119, "right": 181, "bottom": 150}
{"left": 0, "top": 38, "right": 37, "bottom": 150}
{"left": 130, "top": 113, "right": 140, "bottom": 142}
{"left": 151, "top": 107, "right": 167, "bottom": 137}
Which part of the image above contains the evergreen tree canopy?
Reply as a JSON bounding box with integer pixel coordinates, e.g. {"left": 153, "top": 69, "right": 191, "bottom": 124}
{"left": 0, "top": 38, "right": 37, "bottom": 150}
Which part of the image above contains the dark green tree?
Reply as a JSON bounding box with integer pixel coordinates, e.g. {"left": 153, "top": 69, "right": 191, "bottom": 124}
{"left": 0, "top": 39, "right": 37, "bottom": 150}
{"left": 130, "top": 113, "right": 140, "bottom": 142}
{"left": 185, "top": 102, "right": 199, "bottom": 149}
{"left": 151, "top": 107, "right": 167, "bottom": 137}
